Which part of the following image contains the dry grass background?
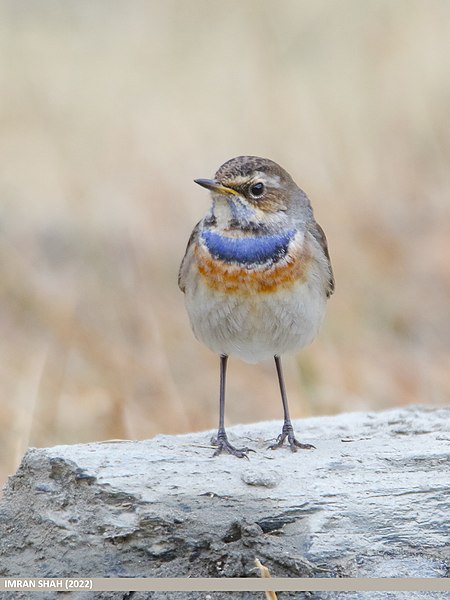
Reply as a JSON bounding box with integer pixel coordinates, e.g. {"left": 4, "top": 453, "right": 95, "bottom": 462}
{"left": 0, "top": 0, "right": 449, "bottom": 485}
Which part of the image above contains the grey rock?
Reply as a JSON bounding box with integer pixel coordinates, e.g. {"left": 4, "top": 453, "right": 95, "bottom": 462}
{"left": 0, "top": 406, "right": 449, "bottom": 600}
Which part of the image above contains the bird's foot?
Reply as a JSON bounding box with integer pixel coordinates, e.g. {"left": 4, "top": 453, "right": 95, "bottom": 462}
{"left": 269, "top": 422, "right": 315, "bottom": 453}
{"left": 211, "top": 431, "right": 254, "bottom": 459}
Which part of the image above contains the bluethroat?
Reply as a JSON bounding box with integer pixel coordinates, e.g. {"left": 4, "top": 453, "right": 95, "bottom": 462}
{"left": 179, "top": 156, "right": 334, "bottom": 458}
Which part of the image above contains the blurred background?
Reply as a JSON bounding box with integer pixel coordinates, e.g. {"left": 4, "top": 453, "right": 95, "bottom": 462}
{"left": 0, "top": 0, "right": 449, "bottom": 484}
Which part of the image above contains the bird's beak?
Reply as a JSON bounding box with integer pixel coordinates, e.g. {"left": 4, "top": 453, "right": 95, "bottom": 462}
{"left": 194, "top": 178, "right": 239, "bottom": 196}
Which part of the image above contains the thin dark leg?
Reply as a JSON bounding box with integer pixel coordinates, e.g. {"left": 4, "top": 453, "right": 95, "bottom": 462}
{"left": 269, "top": 355, "right": 315, "bottom": 452}
{"left": 220, "top": 354, "right": 227, "bottom": 431}
{"left": 211, "top": 355, "right": 254, "bottom": 458}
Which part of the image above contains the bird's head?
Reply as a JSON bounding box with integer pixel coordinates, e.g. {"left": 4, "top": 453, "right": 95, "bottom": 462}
{"left": 195, "top": 156, "right": 312, "bottom": 232}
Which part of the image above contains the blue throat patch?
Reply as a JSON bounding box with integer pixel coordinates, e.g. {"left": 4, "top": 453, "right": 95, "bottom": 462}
{"left": 201, "top": 229, "right": 296, "bottom": 265}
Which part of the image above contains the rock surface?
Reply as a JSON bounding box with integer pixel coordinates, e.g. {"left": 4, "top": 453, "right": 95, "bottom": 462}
{"left": 0, "top": 405, "right": 449, "bottom": 599}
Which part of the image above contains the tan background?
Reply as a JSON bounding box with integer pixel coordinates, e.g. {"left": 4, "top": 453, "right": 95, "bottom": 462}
{"left": 1, "top": 0, "right": 449, "bottom": 485}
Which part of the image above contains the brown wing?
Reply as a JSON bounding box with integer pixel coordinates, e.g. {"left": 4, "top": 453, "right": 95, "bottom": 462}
{"left": 178, "top": 221, "right": 201, "bottom": 293}
{"left": 308, "top": 220, "right": 335, "bottom": 297}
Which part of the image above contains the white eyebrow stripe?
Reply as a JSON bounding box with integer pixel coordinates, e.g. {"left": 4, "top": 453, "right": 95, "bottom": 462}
{"left": 224, "top": 175, "right": 248, "bottom": 186}
{"left": 258, "top": 173, "right": 281, "bottom": 188}
{"left": 221, "top": 172, "right": 282, "bottom": 189}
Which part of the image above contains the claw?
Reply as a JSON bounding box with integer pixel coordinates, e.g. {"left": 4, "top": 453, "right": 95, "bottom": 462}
{"left": 211, "top": 433, "right": 255, "bottom": 459}
{"left": 269, "top": 423, "right": 315, "bottom": 452}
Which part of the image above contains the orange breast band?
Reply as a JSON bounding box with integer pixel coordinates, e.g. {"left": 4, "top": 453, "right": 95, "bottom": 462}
{"left": 195, "top": 243, "right": 312, "bottom": 295}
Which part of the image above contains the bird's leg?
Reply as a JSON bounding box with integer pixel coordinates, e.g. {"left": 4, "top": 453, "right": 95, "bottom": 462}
{"left": 211, "top": 355, "right": 254, "bottom": 458}
{"left": 269, "top": 355, "right": 315, "bottom": 452}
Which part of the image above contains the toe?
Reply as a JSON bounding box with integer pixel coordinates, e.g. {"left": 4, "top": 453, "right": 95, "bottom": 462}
{"left": 212, "top": 438, "right": 253, "bottom": 458}
{"left": 293, "top": 441, "right": 315, "bottom": 450}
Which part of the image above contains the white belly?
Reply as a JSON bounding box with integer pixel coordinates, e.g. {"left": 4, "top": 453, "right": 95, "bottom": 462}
{"left": 184, "top": 275, "right": 327, "bottom": 363}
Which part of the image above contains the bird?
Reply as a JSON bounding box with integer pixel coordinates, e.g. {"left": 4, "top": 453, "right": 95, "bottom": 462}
{"left": 178, "top": 156, "right": 334, "bottom": 458}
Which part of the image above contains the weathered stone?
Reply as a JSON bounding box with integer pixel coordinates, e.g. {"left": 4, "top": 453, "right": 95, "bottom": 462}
{"left": 0, "top": 406, "right": 449, "bottom": 599}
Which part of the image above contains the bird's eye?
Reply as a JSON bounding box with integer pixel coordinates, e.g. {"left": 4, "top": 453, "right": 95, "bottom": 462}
{"left": 249, "top": 182, "right": 265, "bottom": 198}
